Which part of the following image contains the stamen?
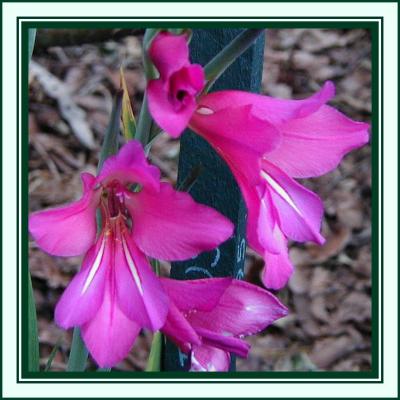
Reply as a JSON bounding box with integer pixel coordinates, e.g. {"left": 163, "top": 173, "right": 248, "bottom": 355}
{"left": 81, "top": 237, "right": 106, "bottom": 294}
{"left": 121, "top": 236, "right": 144, "bottom": 295}
{"left": 260, "top": 171, "right": 302, "bottom": 215}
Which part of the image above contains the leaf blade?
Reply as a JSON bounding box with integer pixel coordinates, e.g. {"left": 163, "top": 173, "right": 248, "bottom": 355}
{"left": 67, "top": 328, "right": 88, "bottom": 371}
{"left": 44, "top": 336, "right": 63, "bottom": 371}
{"left": 28, "top": 273, "right": 40, "bottom": 372}
{"left": 120, "top": 68, "right": 136, "bottom": 140}
{"left": 28, "top": 29, "right": 36, "bottom": 61}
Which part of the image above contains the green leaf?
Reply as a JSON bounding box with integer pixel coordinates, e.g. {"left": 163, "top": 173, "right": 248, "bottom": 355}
{"left": 27, "top": 29, "right": 40, "bottom": 373}
{"left": 67, "top": 328, "right": 88, "bottom": 371}
{"left": 28, "top": 29, "right": 36, "bottom": 62}
{"left": 177, "top": 164, "right": 203, "bottom": 192}
{"left": 145, "top": 331, "right": 163, "bottom": 372}
{"left": 135, "top": 94, "right": 154, "bottom": 147}
{"left": 44, "top": 336, "right": 63, "bottom": 371}
{"left": 120, "top": 68, "right": 136, "bottom": 140}
{"left": 150, "top": 259, "right": 161, "bottom": 276}
{"left": 203, "top": 29, "right": 265, "bottom": 93}
{"left": 98, "top": 90, "right": 123, "bottom": 170}
{"left": 28, "top": 30, "right": 39, "bottom": 372}
{"left": 28, "top": 273, "right": 40, "bottom": 372}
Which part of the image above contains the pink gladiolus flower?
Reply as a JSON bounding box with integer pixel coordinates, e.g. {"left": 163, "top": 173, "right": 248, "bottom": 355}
{"left": 189, "top": 85, "right": 369, "bottom": 289}
{"left": 29, "top": 140, "right": 234, "bottom": 367}
{"left": 147, "top": 31, "right": 205, "bottom": 137}
{"left": 147, "top": 31, "right": 369, "bottom": 290}
{"left": 160, "top": 277, "right": 288, "bottom": 371}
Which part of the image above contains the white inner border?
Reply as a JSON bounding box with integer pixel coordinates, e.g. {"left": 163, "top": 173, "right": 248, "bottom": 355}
{"left": 3, "top": 2, "right": 397, "bottom": 398}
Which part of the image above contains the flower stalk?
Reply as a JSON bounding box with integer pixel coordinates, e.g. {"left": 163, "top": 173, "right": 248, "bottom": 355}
{"left": 136, "top": 29, "right": 159, "bottom": 146}
{"left": 145, "top": 331, "right": 163, "bottom": 371}
{"left": 203, "top": 29, "right": 265, "bottom": 93}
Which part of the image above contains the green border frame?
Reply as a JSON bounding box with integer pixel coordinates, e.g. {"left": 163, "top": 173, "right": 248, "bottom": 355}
{"left": 18, "top": 17, "right": 382, "bottom": 384}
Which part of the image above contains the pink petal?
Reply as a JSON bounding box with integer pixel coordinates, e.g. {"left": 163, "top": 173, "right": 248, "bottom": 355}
{"left": 194, "top": 81, "right": 335, "bottom": 125}
{"left": 54, "top": 233, "right": 110, "bottom": 328}
{"left": 161, "top": 277, "right": 232, "bottom": 312}
{"left": 194, "top": 82, "right": 368, "bottom": 179}
{"left": 147, "top": 79, "right": 196, "bottom": 138}
{"left": 29, "top": 173, "right": 99, "bottom": 256}
{"left": 243, "top": 183, "right": 280, "bottom": 255}
{"left": 196, "top": 327, "right": 250, "bottom": 358}
{"left": 261, "top": 160, "right": 325, "bottom": 244}
{"left": 191, "top": 345, "right": 230, "bottom": 372}
{"left": 261, "top": 226, "right": 294, "bottom": 290}
{"left": 114, "top": 227, "right": 169, "bottom": 331}
{"left": 81, "top": 276, "right": 141, "bottom": 368}
{"left": 190, "top": 104, "right": 281, "bottom": 185}
{"left": 161, "top": 302, "right": 201, "bottom": 353}
{"left": 97, "top": 140, "right": 160, "bottom": 191}
{"left": 189, "top": 280, "right": 288, "bottom": 337}
{"left": 170, "top": 64, "right": 205, "bottom": 95}
{"left": 149, "top": 31, "right": 189, "bottom": 79}
{"left": 266, "top": 104, "right": 370, "bottom": 178}
{"left": 126, "top": 183, "right": 234, "bottom": 261}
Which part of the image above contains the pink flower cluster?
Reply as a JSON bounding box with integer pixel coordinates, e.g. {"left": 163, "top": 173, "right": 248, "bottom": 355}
{"left": 29, "top": 31, "right": 369, "bottom": 371}
{"left": 147, "top": 32, "right": 369, "bottom": 290}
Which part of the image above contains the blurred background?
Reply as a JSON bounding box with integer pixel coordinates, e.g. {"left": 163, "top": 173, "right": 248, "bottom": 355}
{"left": 28, "top": 28, "right": 372, "bottom": 372}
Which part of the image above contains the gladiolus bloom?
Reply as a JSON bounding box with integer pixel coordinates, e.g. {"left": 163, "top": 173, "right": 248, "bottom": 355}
{"left": 147, "top": 32, "right": 369, "bottom": 290}
{"left": 190, "top": 85, "right": 369, "bottom": 289}
{"left": 29, "top": 140, "right": 233, "bottom": 367}
{"left": 160, "top": 277, "right": 288, "bottom": 371}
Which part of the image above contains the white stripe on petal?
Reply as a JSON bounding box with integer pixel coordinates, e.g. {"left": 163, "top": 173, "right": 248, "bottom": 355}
{"left": 260, "top": 171, "right": 302, "bottom": 216}
{"left": 190, "top": 354, "right": 207, "bottom": 371}
{"left": 81, "top": 237, "right": 106, "bottom": 294}
{"left": 122, "top": 236, "right": 144, "bottom": 295}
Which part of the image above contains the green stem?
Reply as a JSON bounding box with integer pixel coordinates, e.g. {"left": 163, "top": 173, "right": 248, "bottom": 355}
{"left": 203, "top": 29, "right": 265, "bottom": 93}
{"left": 145, "top": 332, "right": 163, "bottom": 371}
{"left": 135, "top": 29, "right": 160, "bottom": 146}
{"left": 145, "top": 259, "right": 163, "bottom": 371}
{"left": 142, "top": 29, "right": 159, "bottom": 80}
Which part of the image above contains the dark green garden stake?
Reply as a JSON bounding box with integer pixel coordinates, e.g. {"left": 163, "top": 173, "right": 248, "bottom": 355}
{"left": 163, "top": 29, "right": 265, "bottom": 372}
